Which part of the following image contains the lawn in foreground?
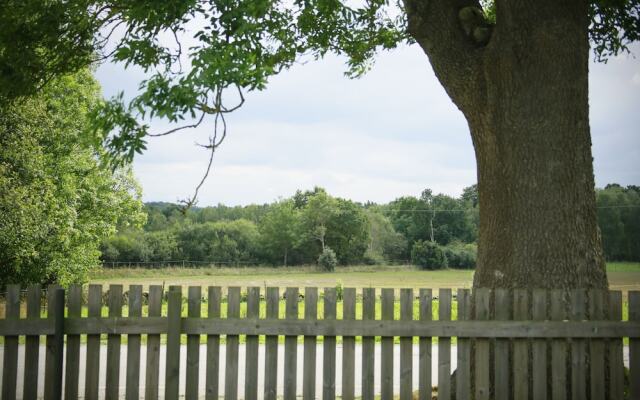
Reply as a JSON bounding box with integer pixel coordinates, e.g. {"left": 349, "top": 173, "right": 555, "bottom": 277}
{"left": 89, "top": 263, "right": 640, "bottom": 295}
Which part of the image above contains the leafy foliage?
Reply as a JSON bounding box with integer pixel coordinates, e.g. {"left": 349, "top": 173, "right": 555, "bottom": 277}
{"left": 318, "top": 247, "right": 338, "bottom": 271}
{"left": 0, "top": 70, "right": 146, "bottom": 287}
{"left": 411, "top": 240, "right": 447, "bottom": 270}
{"left": 2, "top": 0, "right": 636, "bottom": 167}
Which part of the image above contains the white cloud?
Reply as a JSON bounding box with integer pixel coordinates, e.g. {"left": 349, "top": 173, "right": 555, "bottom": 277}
{"left": 98, "top": 42, "right": 640, "bottom": 205}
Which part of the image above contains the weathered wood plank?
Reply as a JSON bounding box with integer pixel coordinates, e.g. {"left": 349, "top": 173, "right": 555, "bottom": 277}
{"left": 608, "top": 291, "right": 624, "bottom": 400}
{"left": 264, "top": 287, "right": 279, "bottom": 400}
{"left": 303, "top": 287, "right": 318, "bottom": 400}
{"left": 165, "top": 287, "right": 182, "bottom": 400}
{"left": 44, "top": 287, "right": 65, "bottom": 400}
{"left": 456, "top": 289, "right": 471, "bottom": 400}
{"left": 323, "top": 288, "right": 337, "bottom": 400}
{"left": 206, "top": 286, "right": 222, "bottom": 400}
{"left": 474, "top": 288, "right": 490, "bottom": 400}
{"left": 588, "top": 290, "right": 604, "bottom": 400}
{"left": 2, "top": 314, "right": 636, "bottom": 337}
{"left": 65, "top": 285, "right": 82, "bottom": 400}
{"left": 362, "top": 288, "right": 376, "bottom": 400}
{"left": 400, "top": 288, "right": 413, "bottom": 400}
{"left": 2, "top": 285, "right": 20, "bottom": 400}
{"left": 85, "top": 285, "right": 102, "bottom": 400}
{"left": 245, "top": 287, "right": 260, "bottom": 400}
{"left": 438, "top": 288, "right": 451, "bottom": 400}
{"left": 145, "top": 285, "right": 163, "bottom": 400}
{"left": 513, "top": 289, "right": 529, "bottom": 400}
{"left": 225, "top": 287, "right": 241, "bottom": 400}
{"left": 550, "top": 290, "right": 567, "bottom": 400}
{"left": 494, "top": 289, "right": 510, "bottom": 400}
{"left": 418, "top": 289, "right": 432, "bottom": 400}
{"left": 125, "top": 285, "right": 142, "bottom": 400}
{"left": 186, "top": 286, "right": 202, "bottom": 400}
{"left": 342, "top": 287, "right": 356, "bottom": 400}
{"left": 630, "top": 291, "right": 640, "bottom": 400}
{"left": 381, "top": 288, "right": 394, "bottom": 400}
{"left": 532, "top": 289, "right": 547, "bottom": 400}
{"left": 570, "top": 289, "right": 586, "bottom": 400}
{"left": 24, "top": 284, "right": 42, "bottom": 400}
{"left": 284, "top": 287, "right": 299, "bottom": 400}
{"left": 106, "top": 285, "right": 123, "bottom": 400}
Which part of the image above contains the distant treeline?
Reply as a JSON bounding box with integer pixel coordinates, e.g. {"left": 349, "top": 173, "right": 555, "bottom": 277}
{"left": 100, "top": 184, "right": 640, "bottom": 269}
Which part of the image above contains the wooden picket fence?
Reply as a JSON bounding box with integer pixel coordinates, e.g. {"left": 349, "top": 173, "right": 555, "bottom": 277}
{"left": 0, "top": 285, "right": 639, "bottom": 400}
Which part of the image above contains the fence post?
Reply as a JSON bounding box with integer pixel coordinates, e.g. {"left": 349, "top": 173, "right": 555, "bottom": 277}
{"left": 44, "top": 287, "right": 65, "bottom": 400}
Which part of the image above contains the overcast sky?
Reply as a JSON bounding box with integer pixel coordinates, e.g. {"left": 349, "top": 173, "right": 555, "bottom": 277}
{"left": 96, "top": 43, "right": 640, "bottom": 206}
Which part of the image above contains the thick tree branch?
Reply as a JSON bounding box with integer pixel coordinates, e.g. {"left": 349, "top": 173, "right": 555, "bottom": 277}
{"left": 403, "top": 0, "right": 491, "bottom": 117}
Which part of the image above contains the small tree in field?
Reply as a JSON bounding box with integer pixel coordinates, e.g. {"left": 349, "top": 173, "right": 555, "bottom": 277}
{"left": 318, "top": 247, "right": 338, "bottom": 272}
{"left": 411, "top": 240, "right": 447, "bottom": 270}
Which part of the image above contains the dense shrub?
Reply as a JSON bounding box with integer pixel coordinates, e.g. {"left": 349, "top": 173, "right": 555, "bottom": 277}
{"left": 411, "top": 240, "right": 447, "bottom": 270}
{"left": 442, "top": 242, "right": 477, "bottom": 269}
{"left": 318, "top": 247, "right": 338, "bottom": 271}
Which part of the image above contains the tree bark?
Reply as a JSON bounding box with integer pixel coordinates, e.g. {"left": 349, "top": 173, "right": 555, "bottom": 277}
{"left": 405, "top": 0, "right": 608, "bottom": 289}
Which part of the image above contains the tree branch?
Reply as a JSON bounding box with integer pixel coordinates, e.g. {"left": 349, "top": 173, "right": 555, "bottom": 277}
{"left": 403, "top": 0, "right": 491, "bottom": 116}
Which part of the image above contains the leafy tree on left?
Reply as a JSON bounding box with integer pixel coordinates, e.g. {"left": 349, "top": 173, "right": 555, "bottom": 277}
{"left": 0, "top": 70, "right": 146, "bottom": 287}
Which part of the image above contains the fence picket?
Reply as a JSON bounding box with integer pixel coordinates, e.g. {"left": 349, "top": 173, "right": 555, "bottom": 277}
{"left": 362, "top": 288, "right": 376, "bottom": 400}
{"left": 588, "top": 290, "right": 604, "bottom": 400}
{"left": 456, "top": 289, "right": 471, "bottom": 400}
{"left": 85, "top": 285, "right": 102, "bottom": 400}
{"left": 225, "top": 287, "right": 241, "bottom": 400}
{"left": 532, "top": 289, "right": 547, "bottom": 400}
{"left": 284, "top": 287, "right": 299, "bottom": 400}
{"left": 186, "top": 286, "right": 202, "bottom": 400}
{"left": 24, "top": 284, "right": 42, "bottom": 400}
{"left": 125, "top": 285, "right": 142, "bottom": 400}
{"left": 570, "top": 289, "right": 586, "bottom": 400}
{"left": 608, "top": 291, "right": 624, "bottom": 400}
{"left": 303, "top": 287, "right": 318, "bottom": 400}
{"left": 630, "top": 291, "right": 640, "bottom": 400}
{"left": 264, "top": 287, "right": 279, "bottom": 400}
{"left": 381, "top": 288, "right": 394, "bottom": 400}
{"left": 165, "top": 287, "right": 182, "bottom": 400}
{"left": 245, "top": 287, "right": 260, "bottom": 400}
{"left": 550, "top": 290, "right": 567, "bottom": 400}
{"left": 206, "top": 287, "right": 222, "bottom": 400}
{"left": 106, "top": 285, "right": 123, "bottom": 400}
{"left": 145, "top": 285, "right": 163, "bottom": 400}
{"left": 342, "top": 287, "right": 356, "bottom": 400}
{"left": 513, "top": 289, "right": 529, "bottom": 400}
{"left": 323, "top": 287, "right": 337, "bottom": 400}
{"left": 474, "top": 288, "right": 490, "bottom": 400}
{"left": 65, "top": 285, "right": 82, "bottom": 400}
{"left": 418, "top": 289, "right": 432, "bottom": 400}
{"left": 438, "top": 289, "right": 451, "bottom": 400}
{"left": 2, "top": 285, "right": 20, "bottom": 400}
{"left": 400, "top": 288, "right": 413, "bottom": 400}
{"left": 44, "top": 287, "right": 65, "bottom": 400}
{"left": 494, "top": 289, "right": 510, "bottom": 400}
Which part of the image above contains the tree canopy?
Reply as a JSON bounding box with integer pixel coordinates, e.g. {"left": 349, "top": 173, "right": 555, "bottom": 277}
{"left": 0, "top": 70, "right": 146, "bottom": 286}
{"left": 0, "top": 0, "right": 637, "bottom": 165}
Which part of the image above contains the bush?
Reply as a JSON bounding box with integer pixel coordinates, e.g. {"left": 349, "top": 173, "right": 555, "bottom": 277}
{"left": 411, "top": 240, "right": 447, "bottom": 270}
{"left": 318, "top": 247, "right": 338, "bottom": 271}
{"left": 442, "top": 242, "right": 477, "bottom": 269}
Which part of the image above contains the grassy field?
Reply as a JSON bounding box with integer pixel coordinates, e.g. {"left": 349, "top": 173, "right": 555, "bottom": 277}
{"left": 89, "top": 262, "right": 640, "bottom": 295}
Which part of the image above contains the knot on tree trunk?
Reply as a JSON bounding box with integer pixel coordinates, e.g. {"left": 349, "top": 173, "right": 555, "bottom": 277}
{"left": 458, "top": 6, "right": 492, "bottom": 46}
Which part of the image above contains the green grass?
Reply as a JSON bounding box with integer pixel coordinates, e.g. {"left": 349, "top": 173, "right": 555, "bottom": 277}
{"left": 605, "top": 261, "right": 640, "bottom": 272}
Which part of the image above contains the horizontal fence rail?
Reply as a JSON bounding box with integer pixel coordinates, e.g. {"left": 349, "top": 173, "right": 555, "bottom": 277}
{"left": 0, "top": 285, "right": 638, "bottom": 400}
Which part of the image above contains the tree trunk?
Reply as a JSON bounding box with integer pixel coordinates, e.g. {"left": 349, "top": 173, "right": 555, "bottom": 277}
{"left": 404, "top": 0, "right": 608, "bottom": 289}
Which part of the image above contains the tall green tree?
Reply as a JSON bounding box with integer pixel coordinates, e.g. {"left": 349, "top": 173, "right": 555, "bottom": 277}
{"left": 259, "top": 200, "right": 299, "bottom": 266}
{"left": 0, "top": 70, "right": 145, "bottom": 286}
{"left": 2, "top": 0, "right": 639, "bottom": 289}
